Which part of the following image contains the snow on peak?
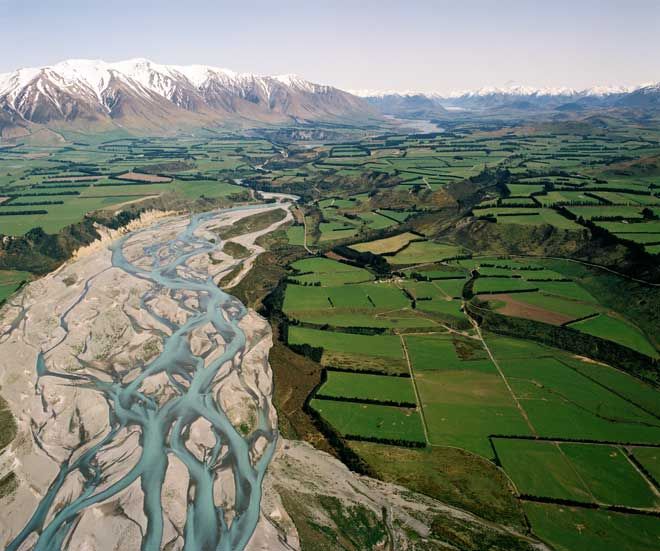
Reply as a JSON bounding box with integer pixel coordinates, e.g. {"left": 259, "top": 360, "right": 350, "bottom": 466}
{"left": 0, "top": 58, "right": 328, "bottom": 104}
{"left": 273, "top": 74, "right": 319, "bottom": 91}
{"left": 353, "top": 82, "right": 655, "bottom": 100}
{"left": 348, "top": 89, "right": 441, "bottom": 98}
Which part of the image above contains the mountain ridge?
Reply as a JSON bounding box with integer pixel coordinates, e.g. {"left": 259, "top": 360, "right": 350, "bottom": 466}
{"left": 0, "top": 58, "right": 374, "bottom": 136}
{"left": 2, "top": 58, "right": 659, "bottom": 137}
{"left": 353, "top": 81, "right": 660, "bottom": 114}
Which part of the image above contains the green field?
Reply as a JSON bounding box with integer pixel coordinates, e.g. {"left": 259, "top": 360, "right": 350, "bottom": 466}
{"left": 0, "top": 270, "right": 31, "bottom": 302}
{"left": 388, "top": 241, "right": 466, "bottom": 265}
{"left": 310, "top": 399, "right": 426, "bottom": 443}
{"left": 567, "top": 314, "right": 658, "bottom": 357}
{"left": 496, "top": 353, "right": 660, "bottom": 444}
{"left": 568, "top": 205, "right": 646, "bottom": 220}
{"left": 525, "top": 503, "right": 660, "bottom": 551}
{"left": 289, "top": 257, "right": 373, "bottom": 286}
{"left": 286, "top": 225, "right": 305, "bottom": 245}
{"left": 284, "top": 282, "right": 410, "bottom": 312}
{"left": 631, "top": 447, "right": 660, "bottom": 483}
{"left": 288, "top": 326, "right": 404, "bottom": 359}
{"left": 318, "top": 371, "right": 416, "bottom": 404}
{"left": 494, "top": 439, "right": 594, "bottom": 501}
{"left": 473, "top": 277, "right": 538, "bottom": 294}
{"left": 405, "top": 334, "right": 530, "bottom": 457}
{"left": 495, "top": 439, "right": 659, "bottom": 507}
{"left": 281, "top": 278, "right": 447, "bottom": 329}
{"left": 0, "top": 174, "right": 245, "bottom": 235}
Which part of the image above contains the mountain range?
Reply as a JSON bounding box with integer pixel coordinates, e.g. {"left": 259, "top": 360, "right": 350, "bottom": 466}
{"left": 0, "top": 58, "right": 658, "bottom": 137}
{"left": 353, "top": 83, "right": 660, "bottom": 117}
{"left": 0, "top": 59, "right": 371, "bottom": 137}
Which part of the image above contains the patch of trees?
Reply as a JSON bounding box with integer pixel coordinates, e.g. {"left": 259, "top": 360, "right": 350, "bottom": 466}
{"left": 575, "top": 217, "right": 660, "bottom": 271}
{"left": 291, "top": 321, "right": 388, "bottom": 336}
{"left": 0, "top": 210, "right": 48, "bottom": 216}
{"left": 519, "top": 495, "right": 660, "bottom": 518}
{"left": 475, "top": 287, "right": 539, "bottom": 295}
{"left": 314, "top": 395, "right": 417, "bottom": 408}
{"left": 343, "top": 434, "right": 426, "bottom": 449}
{"left": 261, "top": 277, "right": 287, "bottom": 319}
{"left": 287, "top": 342, "right": 324, "bottom": 363}
{"left": 497, "top": 212, "right": 540, "bottom": 217}
{"left": 5, "top": 191, "right": 79, "bottom": 197}
{"left": 409, "top": 272, "right": 430, "bottom": 281}
{"left": 286, "top": 278, "right": 321, "bottom": 286}
{"left": 31, "top": 183, "right": 91, "bottom": 189}
{"left": 325, "top": 366, "right": 410, "bottom": 378}
{"left": 332, "top": 245, "right": 390, "bottom": 276}
{"left": 526, "top": 278, "right": 571, "bottom": 282}
{"left": 133, "top": 161, "right": 194, "bottom": 174}
{"left": 1, "top": 200, "right": 64, "bottom": 206}
{"left": 462, "top": 272, "right": 477, "bottom": 300}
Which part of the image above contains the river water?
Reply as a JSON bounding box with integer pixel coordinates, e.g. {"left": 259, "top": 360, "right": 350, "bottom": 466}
{"left": 6, "top": 208, "right": 278, "bottom": 551}
{"left": 382, "top": 115, "right": 445, "bottom": 133}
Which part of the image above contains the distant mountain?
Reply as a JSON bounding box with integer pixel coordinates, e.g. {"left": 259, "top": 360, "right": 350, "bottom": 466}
{"left": 349, "top": 90, "right": 447, "bottom": 118}
{"left": 353, "top": 82, "right": 660, "bottom": 116}
{"left": 0, "top": 59, "right": 375, "bottom": 136}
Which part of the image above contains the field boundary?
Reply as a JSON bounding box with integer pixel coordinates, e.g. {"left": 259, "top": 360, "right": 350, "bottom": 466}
{"left": 399, "top": 334, "right": 430, "bottom": 445}
{"left": 519, "top": 494, "right": 660, "bottom": 517}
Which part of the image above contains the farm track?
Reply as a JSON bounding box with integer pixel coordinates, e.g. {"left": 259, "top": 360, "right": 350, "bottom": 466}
{"left": 398, "top": 334, "right": 430, "bottom": 446}
{"left": 467, "top": 310, "right": 538, "bottom": 437}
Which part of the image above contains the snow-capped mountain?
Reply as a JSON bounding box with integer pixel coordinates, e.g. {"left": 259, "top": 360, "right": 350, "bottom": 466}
{"left": 354, "top": 82, "right": 660, "bottom": 115}
{"left": 0, "top": 58, "right": 373, "bottom": 135}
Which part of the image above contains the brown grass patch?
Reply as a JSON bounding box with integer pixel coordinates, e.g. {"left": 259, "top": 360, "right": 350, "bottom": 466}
{"left": 324, "top": 251, "right": 351, "bottom": 262}
{"left": 350, "top": 232, "right": 421, "bottom": 255}
{"left": 291, "top": 205, "right": 305, "bottom": 224}
{"left": 350, "top": 442, "right": 527, "bottom": 529}
{"left": 487, "top": 293, "right": 573, "bottom": 325}
{"left": 116, "top": 172, "right": 172, "bottom": 183}
{"left": 321, "top": 351, "right": 408, "bottom": 375}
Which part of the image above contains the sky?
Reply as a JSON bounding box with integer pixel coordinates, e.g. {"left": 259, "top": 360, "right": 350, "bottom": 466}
{"left": 1, "top": 0, "right": 658, "bottom": 93}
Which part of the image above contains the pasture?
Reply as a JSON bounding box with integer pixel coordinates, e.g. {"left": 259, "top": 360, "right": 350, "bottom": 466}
{"left": 494, "top": 439, "right": 659, "bottom": 508}
{"left": 309, "top": 399, "right": 426, "bottom": 443}
{"left": 388, "top": 241, "right": 466, "bottom": 265}
{"left": 524, "top": 503, "right": 660, "bottom": 551}
{"left": 317, "top": 371, "right": 416, "bottom": 404}
{"left": 567, "top": 314, "right": 658, "bottom": 357}
{"left": 289, "top": 257, "right": 373, "bottom": 286}
{"left": 287, "top": 326, "right": 404, "bottom": 359}
{"left": 0, "top": 270, "right": 30, "bottom": 302}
